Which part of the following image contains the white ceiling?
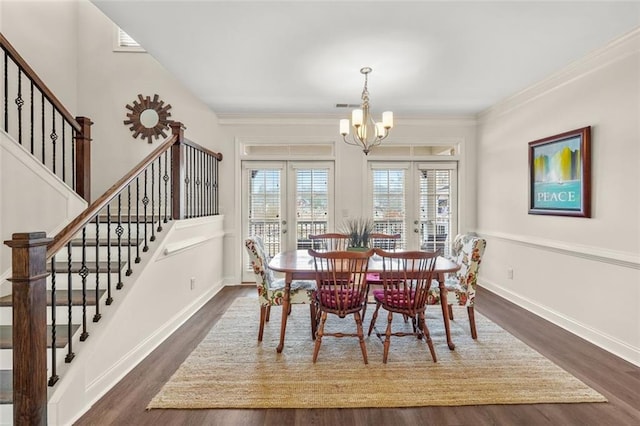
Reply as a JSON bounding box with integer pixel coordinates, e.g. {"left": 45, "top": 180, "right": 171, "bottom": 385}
{"left": 92, "top": 1, "right": 640, "bottom": 117}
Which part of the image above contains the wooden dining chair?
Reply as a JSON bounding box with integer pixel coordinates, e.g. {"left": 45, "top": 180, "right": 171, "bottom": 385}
{"left": 308, "top": 233, "right": 349, "bottom": 251}
{"left": 245, "top": 236, "right": 317, "bottom": 342}
{"left": 308, "top": 248, "right": 374, "bottom": 364}
{"left": 367, "top": 248, "right": 439, "bottom": 363}
{"left": 363, "top": 232, "right": 401, "bottom": 321}
{"left": 427, "top": 233, "right": 487, "bottom": 339}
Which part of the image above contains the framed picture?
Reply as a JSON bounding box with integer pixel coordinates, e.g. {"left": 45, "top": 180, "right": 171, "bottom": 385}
{"left": 528, "top": 126, "right": 591, "bottom": 217}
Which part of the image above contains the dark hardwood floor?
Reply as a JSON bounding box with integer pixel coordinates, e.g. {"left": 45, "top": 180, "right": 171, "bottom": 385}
{"left": 75, "top": 285, "right": 640, "bottom": 426}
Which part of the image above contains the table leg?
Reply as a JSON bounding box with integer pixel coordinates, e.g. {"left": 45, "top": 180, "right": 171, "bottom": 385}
{"left": 438, "top": 272, "right": 455, "bottom": 350}
{"left": 276, "top": 272, "right": 292, "bottom": 353}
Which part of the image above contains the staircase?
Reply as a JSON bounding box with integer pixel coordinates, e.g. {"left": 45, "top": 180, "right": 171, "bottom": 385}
{"left": 2, "top": 30, "right": 224, "bottom": 425}
{"left": 0, "top": 216, "right": 157, "bottom": 424}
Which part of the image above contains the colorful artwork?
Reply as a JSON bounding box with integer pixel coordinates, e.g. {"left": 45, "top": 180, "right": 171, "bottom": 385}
{"left": 528, "top": 127, "right": 591, "bottom": 217}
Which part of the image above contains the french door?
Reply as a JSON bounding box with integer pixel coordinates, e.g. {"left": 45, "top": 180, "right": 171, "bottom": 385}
{"left": 241, "top": 161, "right": 334, "bottom": 282}
{"left": 369, "top": 162, "right": 458, "bottom": 255}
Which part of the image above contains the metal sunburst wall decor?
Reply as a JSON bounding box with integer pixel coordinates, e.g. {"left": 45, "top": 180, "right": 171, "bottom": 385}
{"left": 124, "top": 94, "right": 172, "bottom": 143}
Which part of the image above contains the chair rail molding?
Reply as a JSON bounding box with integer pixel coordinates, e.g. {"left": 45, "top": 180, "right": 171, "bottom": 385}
{"left": 477, "top": 230, "right": 640, "bottom": 270}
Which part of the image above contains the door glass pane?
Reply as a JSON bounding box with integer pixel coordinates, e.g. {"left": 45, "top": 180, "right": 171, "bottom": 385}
{"left": 419, "top": 168, "right": 453, "bottom": 256}
{"left": 295, "top": 168, "right": 329, "bottom": 249}
{"left": 371, "top": 169, "right": 406, "bottom": 249}
{"left": 248, "top": 169, "right": 281, "bottom": 257}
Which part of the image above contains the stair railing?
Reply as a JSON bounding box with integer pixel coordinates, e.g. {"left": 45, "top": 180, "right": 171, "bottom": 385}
{"left": 1, "top": 32, "right": 92, "bottom": 201}
{"left": 5, "top": 121, "right": 222, "bottom": 425}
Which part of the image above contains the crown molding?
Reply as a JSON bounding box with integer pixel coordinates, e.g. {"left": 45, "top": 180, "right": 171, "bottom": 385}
{"left": 478, "top": 27, "right": 640, "bottom": 123}
{"left": 217, "top": 113, "right": 476, "bottom": 127}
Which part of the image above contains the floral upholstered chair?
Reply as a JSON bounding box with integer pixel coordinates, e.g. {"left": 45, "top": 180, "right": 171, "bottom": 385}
{"left": 428, "top": 233, "right": 487, "bottom": 339}
{"left": 245, "top": 236, "right": 317, "bottom": 342}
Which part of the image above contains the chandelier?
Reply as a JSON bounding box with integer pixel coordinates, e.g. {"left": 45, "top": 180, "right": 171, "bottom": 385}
{"left": 339, "top": 67, "right": 393, "bottom": 155}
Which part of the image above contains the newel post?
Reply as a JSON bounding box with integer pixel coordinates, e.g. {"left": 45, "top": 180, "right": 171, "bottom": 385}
{"left": 75, "top": 116, "right": 93, "bottom": 202}
{"left": 4, "top": 232, "right": 52, "bottom": 426}
{"left": 170, "top": 122, "right": 186, "bottom": 220}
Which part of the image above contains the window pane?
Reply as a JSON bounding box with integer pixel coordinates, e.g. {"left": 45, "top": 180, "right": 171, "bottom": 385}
{"left": 419, "top": 169, "right": 453, "bottom": 256}
{"left": 372, "top": 169, "right": 406, "bottom": 248}
{"left": 248, "top": 169, "right": 281, "bottom": 257}
{"left": 296, "top": 168, "right": 329, "bottom": 248}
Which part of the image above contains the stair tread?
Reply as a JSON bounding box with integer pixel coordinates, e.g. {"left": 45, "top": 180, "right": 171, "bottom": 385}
{"left": 0, "top": 370, "right": 10, "bottom": 404}
{"left": 0, "top": 290, "right": 105, "bottom": 307}
{"left": 0, "top": 324, "right": 80, "bottom": 349}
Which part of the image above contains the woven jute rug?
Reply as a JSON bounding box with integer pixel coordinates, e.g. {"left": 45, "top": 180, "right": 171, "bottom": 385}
{"left": 147, "top": 297, "right": 606, "bottom": 409}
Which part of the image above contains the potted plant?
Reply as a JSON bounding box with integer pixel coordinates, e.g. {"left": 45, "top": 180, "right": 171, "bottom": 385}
{"left": 341, "top": 217, "right": 374, "bottom": 250}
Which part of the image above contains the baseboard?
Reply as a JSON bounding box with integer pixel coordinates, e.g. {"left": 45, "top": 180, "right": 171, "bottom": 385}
{"left": 54, "top": 279, "right": 224, "bottom": 426}
{"left": 480, "top": 278, "right": 640, "bottom": 367}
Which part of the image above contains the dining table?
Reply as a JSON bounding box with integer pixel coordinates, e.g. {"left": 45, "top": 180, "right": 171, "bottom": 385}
{"left": 268, "top": 249, "right": 461, "bottom": 353}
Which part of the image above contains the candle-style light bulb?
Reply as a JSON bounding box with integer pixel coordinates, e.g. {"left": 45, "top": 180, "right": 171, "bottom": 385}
{"left": 339, "top": 119, "right": 350, "bottom": 136}
{"left": 352, "top": 109, "right": 363, "bottom": 126}
{"left": 382, "top": 111, "right": 394, "bottom": 129}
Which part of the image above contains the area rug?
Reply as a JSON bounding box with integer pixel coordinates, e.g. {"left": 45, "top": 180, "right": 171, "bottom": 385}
{"left": 147, "top": 297, "right": 606, "bottom": 409}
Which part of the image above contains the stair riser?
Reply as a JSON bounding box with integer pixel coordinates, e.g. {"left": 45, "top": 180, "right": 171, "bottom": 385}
{"left": 0, "top": 402, "right": 12, "bottom": 425}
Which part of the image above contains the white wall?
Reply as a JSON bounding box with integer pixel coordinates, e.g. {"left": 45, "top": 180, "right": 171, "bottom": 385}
{"left": 75, "top": 1, "right": 225, "bottom": 200}
{"left": 477, "top": 29, "right": 640, "bottom": 365}
{"left": 47, "top": 215, "right": 225, "bottom": 426}
{"left": 0, "top": 0, "right": 78, "bottom": 114}
{"left": 0, "top": 130, "right": 87, "bottom": 282}
{"left": 0, "top": 0, "right": 225, "bottom": 203}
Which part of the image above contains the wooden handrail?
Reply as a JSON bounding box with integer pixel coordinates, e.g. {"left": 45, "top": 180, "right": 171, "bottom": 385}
{"left": 46, "top": 134, "right": 176, "bottom": 257}
{"left": 183, "top": 137, "right": 223, "bottom": 161}
{"left": 0, "top": 32, "right": 82, "bottom": 133}
{"left": 46, "top": 124, "right": 224, "bottom": 257}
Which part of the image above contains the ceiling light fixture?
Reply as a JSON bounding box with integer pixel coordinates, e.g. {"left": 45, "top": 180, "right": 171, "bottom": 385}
{"left": 339, "top": 67, "right": 393, "bottom": 155}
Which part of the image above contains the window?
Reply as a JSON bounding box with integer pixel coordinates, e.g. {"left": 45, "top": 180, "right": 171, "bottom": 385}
{"left": 371, "top": 166, "right": 408, "bottom": 248}
{"left": 369, "top": 161, "right": 457, "bottom": 254}
{"left": 114, "top": 27, "right": 145, "bottom": 52}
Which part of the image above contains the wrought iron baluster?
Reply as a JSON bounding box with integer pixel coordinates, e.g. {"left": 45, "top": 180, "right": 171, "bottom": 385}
{"left": 51, "top": 106, "right": 57, "bottom": 174}
{"left": 184, "top": 146, "right": 191, "bottom": 218}
{"left": 48, "top": 255, "right": 59, "bottom": 386}
{"left": 65, "top": 242, "right": 75, "bottom": 363}
{"left": 194, "top": 149, "right": 201, "bottom": 218}
{"left": 62, "top": 123, "right": 66, "bottom": 184}
{"left": 151, "top": 162, "right": 156, "bottom": 241}
{"left": 79, "top": 227, "right": 89, "bottom": 341}
{"left": 199, "top": 150, "right": 204, "bottom": 217}
{"left": 163, "top": 150, "right": 169, "bottom": 223}
{"left": 135, "top": 177, "right": 141, "bottom": 263}
{"left": 93, "top": 215, "right": 101, "bottom": 322}
{"left": 143, "top": 169, "right": 149, "bottom": 252}
{"left": 106, "top": 204, "right": 113, "bottom": 304}
{"left": 41, "top": 92, "right": 45, "bottom": 164}
{"left": 126, "top": 185, "right": 133, "bottom": 276}
{"left": 72, "top": 127, "right": 76, "bottom": 191}
{"left": 16, "top": 68, "right": 24, "bottom": 144}
{"left": 211, "top": 154, "right": 215, "bottom": 216}
{"left": 214, "top": 157, "right": 219, "bottom": 215}
{"left": 204, "top": 153, "right": 210, "bottom": 217}
{"left": 30, "top": 81, "right": 34, "bottom": 154}
{"left": 116, "top": 194, "right": 124, "bottom": 289}
{"left": 157, "top": 156, "right": 163, "bottom": 232}
{"left": 3, "top": 50, "right": 7, "bottom": 132}
{"left": 191, "top": 146, "right": 196, "bottom": 217}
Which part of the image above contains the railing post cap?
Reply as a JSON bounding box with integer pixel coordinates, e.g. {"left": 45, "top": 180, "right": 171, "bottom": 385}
{"left": 4, "top": 232, "right": 52, "bottom": 248}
